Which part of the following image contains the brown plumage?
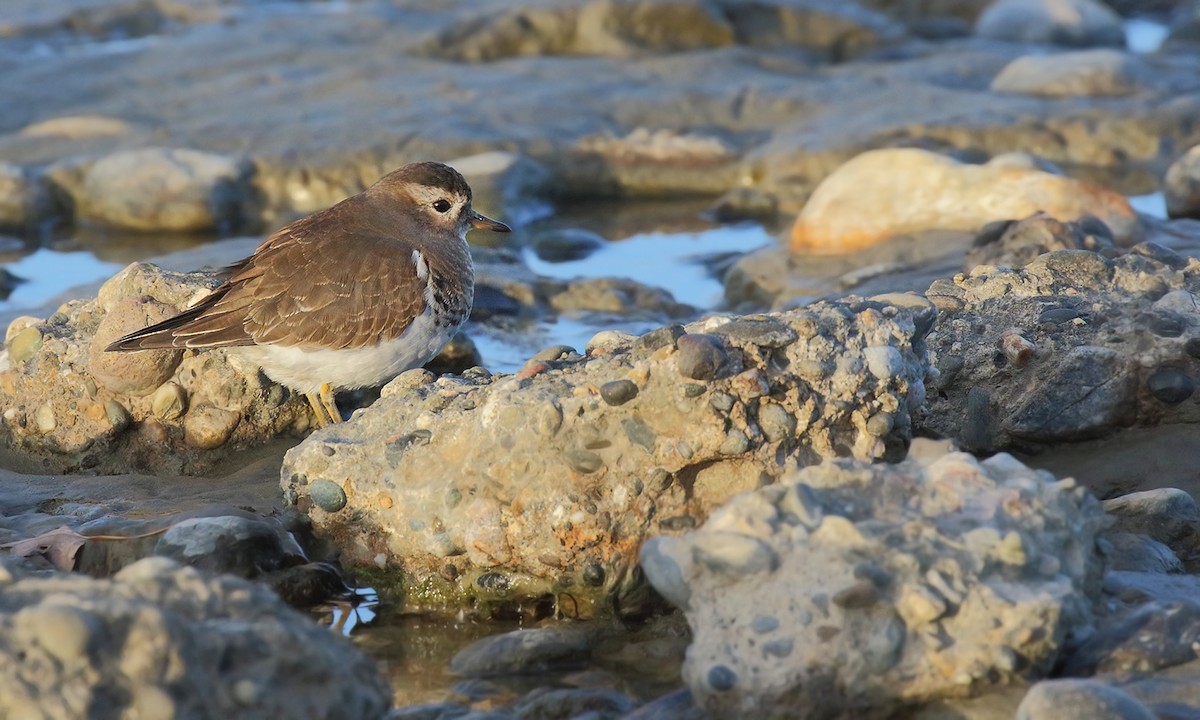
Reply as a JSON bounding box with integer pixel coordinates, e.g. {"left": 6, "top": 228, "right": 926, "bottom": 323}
{"left": 107, "top": 161, "right": 510, "bottom": 425}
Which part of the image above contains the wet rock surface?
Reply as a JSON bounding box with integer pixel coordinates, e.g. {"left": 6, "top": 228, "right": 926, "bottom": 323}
{"left": 640, "top": 444, "right": 1105, "bottom": 718}
{"left": 281, "top": 298, "right": 930, "bottom": 616}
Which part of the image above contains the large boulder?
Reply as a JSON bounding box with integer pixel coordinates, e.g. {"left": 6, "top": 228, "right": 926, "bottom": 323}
{"left": 923, "top": 246, "right": 1200, "bottom": 454}
{"left": 280, "top": 298, "right": 933, "bottom": 616}
{"left": 975, "top": 0, "right": 1125, "bottom": 47}
{"left": 0, "top": 556, "right": 391, "bottom": 720}
{"left": 788, "top": 149, "right": 1139, "bottom": 254}
{"left": 639, "top": 445, "right": 1104, "bottom": 718}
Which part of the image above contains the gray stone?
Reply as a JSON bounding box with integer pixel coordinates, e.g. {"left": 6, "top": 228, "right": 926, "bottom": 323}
{"left": 1016, "top": 679, "right": 1156, "bottom": 720}
{"left": 155, "top": 515, "right": 306, "bottom": 579}
{"left": 600, "top": 379, "right": 639, "bottom": 406}
{"left": 991, "top": 50, "right": 1143, "bottom": 97}
{"left": 975, "top": 0, "right": 1125, "bottom": 47}
{"left": 1104, "top": 488, "right": 1200, "bottom": 568}
{"left": 1064, "top": 599, "right": 1200, "bottom": 676}
{"left": 674, "top": 334, "right": 728, "bottom": 381}
{"left": 450, "top": 627, "right": 592, "bottom": 677}
{"left": 309, "top": 479, "right": 349, "bottom": 513}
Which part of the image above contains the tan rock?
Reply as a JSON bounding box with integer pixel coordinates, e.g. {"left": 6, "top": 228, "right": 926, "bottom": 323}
{"left": 789, "top": 149, "right": 1138, "bottom": 254}
{"left": 87, "top": 298, "right": 183, "bottom": 397}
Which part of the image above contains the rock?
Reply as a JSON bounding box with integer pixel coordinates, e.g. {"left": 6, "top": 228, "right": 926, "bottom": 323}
{"left": 1016, "top": 679, "right": 1156, "bottom": 720}
{"left": 1165, "top": 144, "right": 1200, "bottom": 221}
{"left": 789, "top": 149, "right": 1138, "bottom": 254}
{"left": 415, "top": 0, "right": 736, "bottom": 61}
{"left": 1064, "top": 599, "right": 1200, "bottom": 676}
{"left": 72, "top": 147, "right": 256, "bottom": 232}
{"left": 674, "top": 333, "right": 729, "bottom": 381}
{"left": 714, "top": 0, "right": 905, "bottom": 60}
{"left": 0, "top": 162, "right": 48, "bottom": 233}
{"left": 965, "top": 213, "right": 1116, "bottom": 269}
{"left": 510, "top": 686, "right": 637, "bottom": 718}
{"left": 448, "top": 151, "right": 551, "bottom": 229}
{"left": 990, "top": 49, "right": 1143, "bottom": 97}
{"left": 530, "top": 227, "right": 607, "bottom": 263}
{"left": 640, "top": 444, "right": 1104, "bottom": 717}
{"left": 154, "top": 515, "right": 307, "bottom": 579}
{"left": 450, "top": 627, "right": 593, "bottom": 677}
{"left": 975, "top": 0, "right": 1125, "bottom": 47}
{"left": 923, "top": 249, "right": 1200, "bottom": 454}
{"left": 280, "top": 299, "right": 929, "bottom": 617}
{"left": 1099, "top": 532, "right": 1183, "bottom": 573}
{"left": 1104, "top": 488, "right": 1200, "bottom": 569}
{"left": 0, "top": 262, "right": 310, "bottom": 475}
{"left": 0, "top": 556, "right": 390, "bottom": 720}
{"left": 86, "top": 296, "right": 184, "bottom": 396}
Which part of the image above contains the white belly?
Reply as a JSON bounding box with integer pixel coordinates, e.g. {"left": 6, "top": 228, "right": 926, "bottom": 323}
{"left": 237, "top": 309, "right": 454, "bottom": 394}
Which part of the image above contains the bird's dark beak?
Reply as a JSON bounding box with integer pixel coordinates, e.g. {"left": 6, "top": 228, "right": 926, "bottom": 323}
{"left": 470, "top": 211, "right": 511, "bottom": 233}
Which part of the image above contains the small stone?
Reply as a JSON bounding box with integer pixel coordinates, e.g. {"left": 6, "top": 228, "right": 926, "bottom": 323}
{"left": 1039, "top": 307, "right": 1085, "bottom": 325}
{"left": 865, "top": 412, "right": 894, "bottom": 437}
{"left": 530, "top": 344, "right": 576, "bottom": 363}
{"left": 309, "top": 479, "right": 348, "bottom": 513}
{"left": 751, "top": 615, "right": 779, "bottom": 634}
{"left": 714, "top": 317, "right": 797, "bottom": 348}
{"left": 450, "top": 627, "right": 592, "bottom": 677}
{"left": 564, "top": 449, "right": 603, "bottom": 473}
{"left": 691, "top": 531, "right": 778, "bottom": 576}
{"left": 587, "top": 330, "right": 636, "bottom": 356}
{"left": 621, "top": 417, "right": 656, "bottom": 451}
{"left": 758, "top": 402, "right": 797, "bottom": 442}
{"left": 675, "top": 334, "right": 728, "bottom": 381}
{"left": 1186, "top": 338, "right": 1200, "bottom": 359}
{"left": 853, "top": 563, "right": 893, "bottom": 588}
{"left": 707, "top": 665, "right": 737, "bottom": 692}
{"left": 7, "top": 325, "right": 42, "bottom": 363}
{"left": 536, "top": 402, "right": 563, "bottom": 437}
{"left": 104, "top": 399, "right": 131, "bottom": 432}
{"left": 582, "top": 563, "right": 605, "bottom": 587}
{"left": 1147, "top": 368, "right": 1195, "bottom": 404}
{"left": 88, "top": 297, "right": 185, "bottom": 396}
{"left": 681, "top": 383, "right": 707, "bottom": 398}
{"left": 14, "top": 605, "right": 95, "bottom": 663}
{"left": 832, "top": 580, "right": 880, "bottom": 609}
{"left": 639, "top": 537, "right": 691, "bottom": 610}
{"left": 1131, "top": 241, "right": 1186, "bottom": 269}
{"left": 897, "top": 584, "right": 947, "bottom": 627}
{"left": 151, "top": 381, "right": 188, "bottom": 421}
{"left": 182, "top": 406, "right": 240, "bottom": 449}
{"left": 34, "top": 403, "right": 56, "bottom": 433}
{"left": 718, "top": 429, "right": 750, "bottom": 455}
{"left": 599, "top": 379, "right": 638, "bottom": 406}
{"left": 779, "top": 484, "right": 823, "bottom": 528}
{"left": 763, "top": 638, "right": 794, "bottom": 658}
{"left": 709, "top": 392, "right": 735, "bottom": 412}
{"left": 638, "top": 324, "right": 685, "bottom": 351}
{"left": 1147, "top": 312, "right": 1185, "bottom": 338}
{"left": 863, "top": 345, "right": 904, "bottom": 379}
{"left": 476, "top": 572, "right": 510, "bottom": 592}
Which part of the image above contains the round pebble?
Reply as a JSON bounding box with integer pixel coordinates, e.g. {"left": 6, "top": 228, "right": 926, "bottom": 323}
{"left": 582, "top": 563, "right": 605, "bottom": 587}
{"left": 1147, "top": 367, "right": 1195, "bottom": 404}
{"left": 758, "top": 402, "right": 797, "bottom": 442}
{"left": 151, "top": 382, "right": 188, "bottom": 421}
{"left": 865, "top": 412, "right": 894, "bottom": 437}
{"left": 531, "top": 344, "right": 576, "bottom": 363}
{"left": 750, "top": 615, "right": 779, "bottom": 633}
{"left": 714, "top": 318, "right": 797, "bottom": 348}
{"left": 675, "top": 333, "right": 728, "bottom": 381}
{"left": 599, "top": 379, "right": 638, "bottom": 406}
{"left": 34, "top": 403, "right": 56, "bottom": 433}
{"left": 476, "top": 572, "right": 510, "bottom": 592}
{"left": 707, "top": 665, "right": 737, "bottom": 692}
{"left": 104, "top": 399, "right": 131, "bottom": 432}
{"left": 1186, "top": 337, "right": 1200, "bottom": 359}
{"left": 15, "top": 605, "right": 95, "bottom": 663}
{"left": 709, "top": 392, "right": 735, "bottom": 412}
{"left": 7, "top": 325, "right": 43, "bottom": 363}
{"left": 564, "top": 449, "right": 603, "bottom": 473}
{"left": 1147, "top": 312, "right": 1185, "bottom": 338}
{"left": 621, "top": 417, "right": 656, "bottom": 451}
{"left": 1038, "top": 307, "right": 1084, "bottom": 325}
{"left": 832, "top": 580, "right": 880, "bottom": 609}
{"left": 309, "top": 479, "right": 348, "bottom": 512}
{"left": 719, "top": 429, "right": 750, "bottom": 455}
{"left": 637, "top": 537, "right": 691, "bottom": 610}
{"left": 637, "top": 324, "right": 685, "bottom": 351}
{"left": 87, "top": 297, "right": 185, "bottom": 396}
{"left": 182, "top": 406, "right": 240, "bottom": 449}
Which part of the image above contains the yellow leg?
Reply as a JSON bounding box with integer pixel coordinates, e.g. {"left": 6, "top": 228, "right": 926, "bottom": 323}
{"left": 319, "top": 382, "right": 343, "bottom": 424}
{"left": 305, "top": 391, "right": 332, "bottom": 428}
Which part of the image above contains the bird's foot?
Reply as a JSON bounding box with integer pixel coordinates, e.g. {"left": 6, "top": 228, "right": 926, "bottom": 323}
{"left": 305, "top": 383, "right": 343, "bottom": 427}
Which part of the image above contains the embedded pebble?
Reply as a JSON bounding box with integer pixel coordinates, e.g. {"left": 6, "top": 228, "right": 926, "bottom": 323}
{"left": 309, "top": 479, "right": 348, "bottom": 513}
{"left": 14, "top": 605, "right": 95, "bottom": 663}
{"left": 34, "top": 403, "right": 56, "bottom": 433}
{"left": 182, "top": 406, "right": 240, "bottom": 449}
{"left": 637, "top": 324, "right": 685, "bottom": 351}
{"left": 1016, "top": 679, "right": 1156, "bottom": 720}
{"left": 1147, "top": 367, "right": 1195, "bottom": 404}
{"left": 87, "top": 297, "right": 185, "bottom": 396}
{"left": 865, "top": 412, "right": 894, "bottom": 437}
{"left": 832, "top": 580, "right": 880, "bottom": 609}
{"left": 863, "top": 345, "right": 904, "bottom": 379}
{"left": 530, "top": 344, "right": 576, "bottom": 363}
{"left": 7, "top": 325, "right": 42, "bottom": 363}
{"left": 707, "top": 666, "right": 737, "bottom": 692}
{"left": 675, "top": 334, "right": 728, "bottom": 381}
{"left": 757, "top": 402, "right": 796, "bottom": 442}
{"left": 718, "top": 429, "right": 750, "bottom": 455}
{"left": 714, "top": 317, "right": 797, "bottom": 348}
{"left": 621, "top": 417, "right": 656, "bottom": 451}
{"left": 691, "top": 532, "right": 778, "bottom": 577}
{"left": 709, "top": 392, "right": 735, "bottom": 412}
{"left": 564, "top": 449, "right": 603, "bottom": 473}
{"left": 151, "top": 382, "right": 188, "bottom": 421}
{"left": 599, "top": 379, "right": 639, "bottom": 405}
{"left": 104, "top": 399, "right": 131, "bottom": 432}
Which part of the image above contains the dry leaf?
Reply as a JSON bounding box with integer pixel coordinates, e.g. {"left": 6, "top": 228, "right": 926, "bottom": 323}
{"left": 7, "top": 526, "right": 87, "bottom": 571}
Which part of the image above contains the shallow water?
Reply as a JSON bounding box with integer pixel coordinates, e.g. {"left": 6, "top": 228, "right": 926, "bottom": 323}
{"left": 1125, "top": 18, "right": 1170, "bottom": 54}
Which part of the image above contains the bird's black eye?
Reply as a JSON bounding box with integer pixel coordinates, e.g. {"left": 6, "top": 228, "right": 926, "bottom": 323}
{"left": 433, "top": 199, "right": 451, "bottom": 213}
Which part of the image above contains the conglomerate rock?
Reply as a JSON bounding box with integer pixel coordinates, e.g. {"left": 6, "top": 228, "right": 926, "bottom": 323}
{"left": 0, "top": 556, "right": 391, "bottom": 720}
{"left": 639, "top": 444, "right": 1105, "bottom": 719}
{"left": 923, "top": 246, "right": 1200, "bottom": 453}
{"left": 280, "top": 296, "right": 932, "bottom": 616}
